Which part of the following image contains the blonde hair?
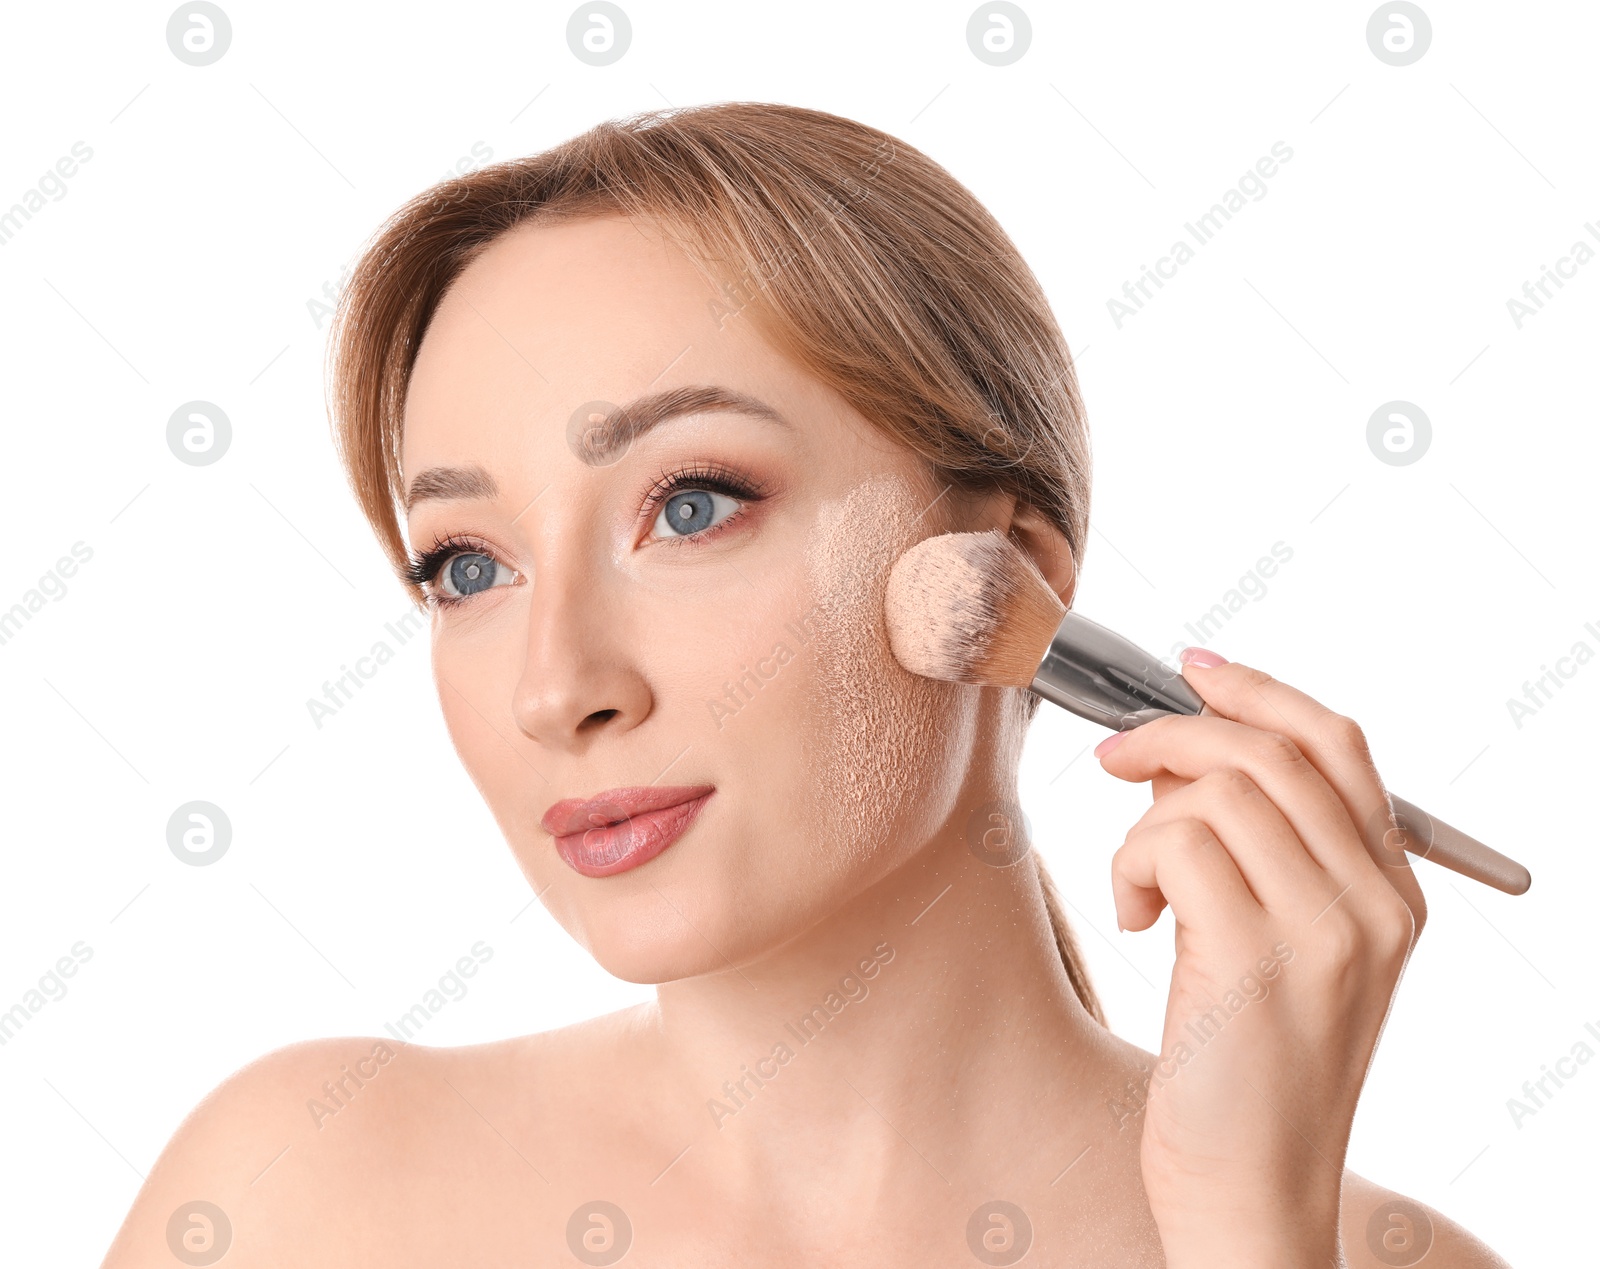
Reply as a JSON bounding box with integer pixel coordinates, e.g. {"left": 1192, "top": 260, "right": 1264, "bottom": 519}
{"left": 326, "top": 101, "right": 1103, "bottom": 1025}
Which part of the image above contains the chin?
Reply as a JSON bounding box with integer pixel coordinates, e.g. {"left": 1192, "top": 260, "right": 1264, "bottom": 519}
{"left": 508, "top": 826, "right": 759, "bottom": 985}
{"left": 527, "top": 828, "right": 849, "bottom": 986}
{"left": 576, "top": 896, "right": 741, "bottom": 985}
{"left": 507, "top": 755, "right": 963, "bottom": 985}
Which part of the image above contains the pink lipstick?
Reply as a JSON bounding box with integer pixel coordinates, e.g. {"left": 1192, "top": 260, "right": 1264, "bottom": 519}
{"left": 541, "top": 784, "right": 715, "bottom": 877}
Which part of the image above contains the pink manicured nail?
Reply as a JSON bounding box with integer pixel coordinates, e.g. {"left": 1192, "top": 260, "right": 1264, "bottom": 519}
{"left": 1180, "top": 646, "right": 1228, "bottom": 668}
{"left": 1094, "top": 731, "right": 1126, "bottom": 758}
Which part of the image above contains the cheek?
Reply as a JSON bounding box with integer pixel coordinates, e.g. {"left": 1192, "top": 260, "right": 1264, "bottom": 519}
{"left": 798, "top": 474, "right": 978, "bottom": 867}
{"left": 669, "top": 565, "right": 817, "bottom": 741}
{"left": 430, "top": 623, "right": 523, "bottom": 804}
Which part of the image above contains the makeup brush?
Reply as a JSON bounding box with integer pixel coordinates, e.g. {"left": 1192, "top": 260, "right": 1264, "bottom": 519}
{"left": 884, "top": 530, "right": 1532, "bottom": 896}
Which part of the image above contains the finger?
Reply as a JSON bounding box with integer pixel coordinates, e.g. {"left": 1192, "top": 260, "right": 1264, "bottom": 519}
{"left": 1124, "top": 768, "right": 1341, "bottom": 916}
{"left": 1112, "top": 817, "right": 1263, "bottom": 933}
{"left": 1176, "top": 650, "right": 1426, "bottom": 921}
{"left": 1100, "top": 711, "right": 1382, "bottom": 892}
{"left": 1151, "top": 771, "right": 1192, "bottom": 800}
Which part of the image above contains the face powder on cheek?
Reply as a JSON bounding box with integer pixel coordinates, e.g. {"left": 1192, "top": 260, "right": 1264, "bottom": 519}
{"left": 800, "top": 473, "right": 972, "bottom": 869}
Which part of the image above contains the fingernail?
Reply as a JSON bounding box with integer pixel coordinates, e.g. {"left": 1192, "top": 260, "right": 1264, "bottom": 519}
{"left": 1179, "top": 646, "right": 1228, "bottom": 669}
{"left": 1094, "top": 731, "right": 1126, "bottom": 759}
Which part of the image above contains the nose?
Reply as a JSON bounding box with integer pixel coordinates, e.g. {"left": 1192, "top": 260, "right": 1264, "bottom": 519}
{"left": 511, "top": 565, "right": 653, "bottom": 755}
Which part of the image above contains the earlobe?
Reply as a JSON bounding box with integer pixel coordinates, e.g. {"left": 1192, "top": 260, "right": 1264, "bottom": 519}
{"left": 1006, "top": 503, "right": 1076, "bottom": 606}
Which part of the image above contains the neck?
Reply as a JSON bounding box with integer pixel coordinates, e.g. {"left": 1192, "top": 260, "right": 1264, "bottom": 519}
{"left": 642, "top": 802, "right": 1131, "bottom": 1210}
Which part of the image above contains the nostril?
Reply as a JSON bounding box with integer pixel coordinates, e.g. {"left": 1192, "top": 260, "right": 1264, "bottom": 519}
{"left": 580, "top": 708, "right": 620, "bottom": 730}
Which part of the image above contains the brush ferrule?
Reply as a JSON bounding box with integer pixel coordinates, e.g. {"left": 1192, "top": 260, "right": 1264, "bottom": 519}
{"left": 1030, "top": 610, "right": 1204, "bottom": 730}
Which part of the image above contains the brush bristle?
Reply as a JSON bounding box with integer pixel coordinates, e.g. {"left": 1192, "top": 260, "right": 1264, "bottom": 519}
{"left": 884, "top": 530, "right": 1067, "bottom": 686}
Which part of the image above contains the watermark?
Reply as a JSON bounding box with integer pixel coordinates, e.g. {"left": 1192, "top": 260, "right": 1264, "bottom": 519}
{"left": 566, "top": 1200, "right": 632, "bottom": 1265}
{"left": 707, "top": 138, "right": 896, "bottom": 331}
{"left": 1105, "top": 941, "right": 1294, "bottom": 1129}
{"left": 382, "top": 941, "right": 494, "bottom": 1043}
{"left": 305, "top": 144, "right": 492, "bottom": 330}
{"left": 566, "top": 398, "right": 625, "bottom": 465}
{"left": 432, "top": 139, "right": 494, "bottom": 187}
{"left": 1505, "top": 221, "right": 1600, "bottom": 330}
{"left": 965, "top": 797, "right": 1032, "bottom": 867}
{"left": 0, "top": 540, "right": 93, "bottom": 648}
{"left": 706, "top": 941, "right": 895, "bottom": 1128}
{"left": 1365, "top": 1196, "right": 1433, "bottom": 1266}
{"left": 306, "top": 262, "right": 354, "bottom": 331}
{"left": 1364, "top": 797, "right": 1433, "bottom": 871}
{"left": 1366, "top": 3, "right": 1431, "bottom": 67}
{"left": 1504, "top": 1015, "right": 1599, "bottom": 1129}
{"left": 566, "top": 2, "right": 631, "bottom": 66}
{"left": 1106, "top": 142, "right": 1294, "bottom": 330}
{"left": 167, "top": 801, "right": 231, "bottom": 866}
{"left": 166, "top": 1200, "right": 231, "bottom": 1265}
{"left": 166, "top": 2, "right": 232, "bottom": 66}
{"left": 306, "top": 605, "right": 427, "bottom": 730}
{"left": 966, "top": 3, "right": 1031, "bottom": 66}
{"left": 1163, "top": 540, "right": 1294, "bottom": 668}
{"left": 0, "top": 142, "right": 94, "bottom": 248}
{"left": 0, "top": 941, "right": 93, "bottom": 1048}
{"left": 978, "top": 411, "right": 1036, "bottom": 471}
{"left": 966, "top": 1199, "right": 1033, "bottom": 1265}
{"left": 1504, "top": 618, "right": 1598, "bottom": 730}
{"left": 705, "top": 605, "right": 821, "bottom": 730}
{"left": 305, "top": 1039, "right": 399, "bottom": 1128}
{"left": 167, "top": 400, "right": 231, "bottom": 466}
{"left": 1366, "top": 400, "right": 1431, "bottom": 467}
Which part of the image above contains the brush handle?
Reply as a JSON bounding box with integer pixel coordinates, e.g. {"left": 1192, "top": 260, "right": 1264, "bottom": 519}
{"left": 1382, "top": 792, "right": 1532, "bottom": 895}
{"left": 1031, "top": 611, "right": 1532, "bottom": 896}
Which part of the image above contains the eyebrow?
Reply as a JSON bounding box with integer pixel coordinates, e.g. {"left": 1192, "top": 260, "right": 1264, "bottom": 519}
{"left": 403, "top": 384, "right": 788, "bottom": 513}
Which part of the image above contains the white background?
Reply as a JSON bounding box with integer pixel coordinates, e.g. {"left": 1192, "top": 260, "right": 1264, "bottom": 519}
{"left": 1, "top": 1, "right": 1593, "bottom": 1263}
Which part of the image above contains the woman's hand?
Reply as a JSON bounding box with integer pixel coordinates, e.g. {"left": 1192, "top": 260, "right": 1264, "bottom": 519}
{"left": 1094, "top": 648, "right": 1426, "bottom": 1269}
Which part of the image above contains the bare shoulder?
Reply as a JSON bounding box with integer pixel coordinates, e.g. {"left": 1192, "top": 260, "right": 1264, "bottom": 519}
{"left": 98, "top": 1035, "right": 441, "bottom": 1266}
{"left": 99, "top": 1011, "right": 650, "bottom": 1268}
{"left": 1340, "top": 1170, "right": 1514, "bottom": 1269}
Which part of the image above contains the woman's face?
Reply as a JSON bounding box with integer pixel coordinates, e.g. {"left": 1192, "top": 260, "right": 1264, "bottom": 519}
{"left": 401, "top": 214, "right": 1001, "bottom": 982}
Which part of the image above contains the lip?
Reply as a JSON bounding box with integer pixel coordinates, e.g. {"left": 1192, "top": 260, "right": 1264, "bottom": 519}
{"left": 542, "top": 784, "right": 715, "bottom": 878}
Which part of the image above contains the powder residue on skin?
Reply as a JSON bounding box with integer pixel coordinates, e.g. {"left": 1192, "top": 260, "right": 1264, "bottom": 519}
{"left": 801, "top": 473, "right": 968, "bottom": 864}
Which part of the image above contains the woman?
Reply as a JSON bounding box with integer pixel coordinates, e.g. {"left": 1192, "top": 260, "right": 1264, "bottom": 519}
{"left": 102, "top": 102, "right": 1510, "bottom": 1267}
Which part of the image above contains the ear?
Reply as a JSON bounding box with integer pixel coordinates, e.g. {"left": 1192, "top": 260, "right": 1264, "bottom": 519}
{"left": 946, "top": 486, "right": 1078, "bottom": 607}
{"left": 1005, "top": 502, "right": 1077, "bottom": 607}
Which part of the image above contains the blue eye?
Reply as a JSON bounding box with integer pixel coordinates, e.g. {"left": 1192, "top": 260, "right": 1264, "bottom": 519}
{"left": 405, "top": 536, "right": 522, "bottom": 606}
{"left": 439, "top": 551, "right": 514, "bottom": 599}
{"left": 652, "top": 488, "right": 740, "bottom": 539}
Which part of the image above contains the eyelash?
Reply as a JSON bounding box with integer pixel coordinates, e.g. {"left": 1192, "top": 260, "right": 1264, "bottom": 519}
{"left": 404, "top": 532, "right": 506, "bottom": 609}
{"left": 404, "top": 462, "right": 769, "bottom": 607}
{"left": 640, "top": 461, "right": 768, "bottom": 544}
